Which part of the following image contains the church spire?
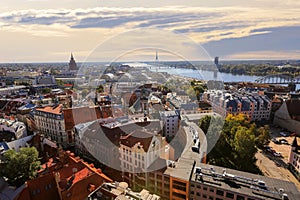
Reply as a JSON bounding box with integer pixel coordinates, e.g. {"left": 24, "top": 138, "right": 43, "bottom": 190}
{"left": 69, "top": 53, "right": 78, "bottom": 71}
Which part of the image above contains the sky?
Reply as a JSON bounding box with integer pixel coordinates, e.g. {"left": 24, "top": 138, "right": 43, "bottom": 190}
{"left": 0, "top": 0, "right": 299, "bottom": 62}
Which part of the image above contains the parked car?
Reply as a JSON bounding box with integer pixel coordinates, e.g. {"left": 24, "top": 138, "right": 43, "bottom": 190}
{"left": 271, "top": 138, "right": 281, "bottom": 144}
{"left": 280, "top": 132, "right": 287, "bottom": 137}
{"left": 273, "top": 152, "right": 282, "bottom": 157}
{"left": 279, "top": 139, "right": 289, "bottom": 145}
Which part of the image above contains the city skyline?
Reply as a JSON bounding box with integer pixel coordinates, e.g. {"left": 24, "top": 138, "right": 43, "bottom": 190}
{"left": 0, "top": 0, "right": 299, "bottom": 62}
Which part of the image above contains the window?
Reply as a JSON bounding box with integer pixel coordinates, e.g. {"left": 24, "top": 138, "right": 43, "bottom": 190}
{"left": 216, "top": 190, "right": 224, "bottom": 196}
{"left": 209, "top": 188, "right": 214, "bottom": 193}
{"left": 237, "top": 195, "right": 245, "bottom": 200}
{"left": 203, "top": 187, "right": 207, "bottom": 191}
{"left": 226, "top": 192, "right": 234, "bottom": 199}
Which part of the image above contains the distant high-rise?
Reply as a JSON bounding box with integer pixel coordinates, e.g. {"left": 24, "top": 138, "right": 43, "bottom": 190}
{"left": 214, "top": 56, "right": 219, "bottom": 66}
{"left": 69, "top": 53, "right": 78, "bottom": 71}
{"left": 155, "top": 50, "right": 158, "bottom": 61}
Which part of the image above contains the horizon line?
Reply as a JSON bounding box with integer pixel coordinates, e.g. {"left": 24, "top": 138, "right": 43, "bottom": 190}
{"left": 0, "top": 58, "right": 299, "bottom": 64}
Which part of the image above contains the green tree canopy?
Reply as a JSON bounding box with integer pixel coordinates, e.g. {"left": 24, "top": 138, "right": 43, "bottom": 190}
{"left": 96, "top": 84, "right": 104, "bottom": 93}
{"left": 199, "top": 113, "right": 269, "bottom": 173}
{"left": 0, "top": 147, "right": 41, "bottom": 187}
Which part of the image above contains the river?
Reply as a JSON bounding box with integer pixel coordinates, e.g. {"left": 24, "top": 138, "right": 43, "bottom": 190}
{"left": 148, "top": 67, "right": 260, "bottom": 83}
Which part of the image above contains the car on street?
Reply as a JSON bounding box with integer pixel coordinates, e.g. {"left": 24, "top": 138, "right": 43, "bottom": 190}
{"left": 280, "top": 132, "right": 287, "bottom": 137}
{"left": 273, "top": 152, "right": 282, "bottom": 157}
{"left": 279, "top": 139, "right": 289, "bottom": 145}
{"left": 271, "top": 138, "right": 281, "bottom": 144}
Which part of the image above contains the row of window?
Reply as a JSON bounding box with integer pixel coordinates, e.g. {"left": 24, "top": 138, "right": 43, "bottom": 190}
{"left": 190, "top": 184, "right": 256, "bottom": 200}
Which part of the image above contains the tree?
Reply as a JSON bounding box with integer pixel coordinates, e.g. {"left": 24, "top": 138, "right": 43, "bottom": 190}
{"left": 199, "top": 115, "right": 212, "bottom": 134}
{"left": 96, "top": 84, "right": 104, "bottom": 93}
{"left": 0, "top": 147, "right": 41, "bottom": 186}
{"left": 255, "top": 125, "right": 270, "bottom": 148}
{"left": 200, "top": 113, "right": 265, "bottom": 174}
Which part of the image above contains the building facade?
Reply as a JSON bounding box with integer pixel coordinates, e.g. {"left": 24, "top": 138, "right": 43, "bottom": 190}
{"left": 203, "top": 90, "right": 271, "bottom": 121}
{"left": 160, "top": 110, "right": 180, "bottom": 138}
{"left": 34, "top": 104, "right": 67, "bottom": 146}
{"left": 288, "top": 137, "right": 300, "bottom": 181}
{"left": 119, "top": 129, "right": 162, "bottom": 182}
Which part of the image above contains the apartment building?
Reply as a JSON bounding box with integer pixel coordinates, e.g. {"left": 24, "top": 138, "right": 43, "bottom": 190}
{"left": 119, "top": 129, "right": 163, "bottom": 186}
{"left": 189, "top": 162, "right": 299, "bottom": 200}
{"left": 34, "top": 104, "right": 103, "bottom": 147}
{"left": 203, "top": 90, "right": 271, "bottom": 121}
{"left": 160, "top": 110, "right": 180, "bottom": 138}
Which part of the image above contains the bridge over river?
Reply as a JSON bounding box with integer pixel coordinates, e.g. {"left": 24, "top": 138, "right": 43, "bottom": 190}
{"left": 255, "top": 74, "right": 300, "bottom": 84}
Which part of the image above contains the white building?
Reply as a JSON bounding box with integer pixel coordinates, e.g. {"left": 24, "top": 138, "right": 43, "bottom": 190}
{"left": 34, "top": 104, "right": 66, "bottom": 146}
{"left": 160, "top": 110, "right": 180, "bottom": 138}
{"left": 288, "top": 137, "right": 300, "bottom": 181}
{"left": 33, "top": 75, "right": 56, "bottom": 85}
{"left": 0, "top": 118, "right": 27, "bottom": 139}
{"left": 119, "top": 129, "right": 162, "bottom": 174}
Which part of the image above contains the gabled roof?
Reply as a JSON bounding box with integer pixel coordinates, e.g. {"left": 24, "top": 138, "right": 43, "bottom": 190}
{"left": 120, "top": 130, "right": 155, "bottom": 152}
{"left": 16, "top": 173, "right": 60, "bottom": 200}
{"left": 36, "top": 104, "right": 63, "bottom": 115}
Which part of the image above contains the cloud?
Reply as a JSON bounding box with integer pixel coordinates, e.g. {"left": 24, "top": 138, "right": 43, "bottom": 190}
{"left": 0, "top": 4, "right": 299, "bottom": 61}
{"left": 225, "top": 50, "right": 300, "bottom": 60}
{"left": 0, "top": 6, "right": 299, "bottom": 42}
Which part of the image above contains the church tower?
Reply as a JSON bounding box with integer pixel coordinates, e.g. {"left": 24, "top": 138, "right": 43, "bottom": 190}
{"left": 69, "top": 53, "right": 78, "bottom": 71}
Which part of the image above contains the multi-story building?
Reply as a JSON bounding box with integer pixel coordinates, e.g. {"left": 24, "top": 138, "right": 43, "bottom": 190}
{"left": 203, "top": 90, "right": 271, "bottom": 121}
{"left": 288, "top": 137, "right": 300, "bottom": 181}
{"left": 160, "top": 110, "right": 180, "bottom": 138}
{"left": 0, "top": 118, "right": 27, "bottom": 140}
{"left": 34, "top": 104, "right": 66, "bottom": 145}
{"left": 119, "top": 129, "right": 162, "bottom": 176}
{"left": 33, "top": 75, "right": 56, "bottom": 85}
{"left": 189, "top": 163, "right": 299, "bottom": 200}
{"left": 15, "top": 151, "right": 112, "bottom": 200}
{"left": 121, "top": 120, "right": 299, "bottom": 200}
{"left": 34, "top": 104, "right": 103, "bottom": 147}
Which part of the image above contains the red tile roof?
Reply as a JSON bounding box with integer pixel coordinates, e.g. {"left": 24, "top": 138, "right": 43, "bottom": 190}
{"left": 36, "top": 104, "right": 63, "bottom": 115}
{"left": 63, "top": 106, "right": 102, "bottom": 130}
{"left": 18, "top": 151, "right": 112, "bottom": 200}
{"left": 15, "top": 173, "right": 60, "bottom": 200}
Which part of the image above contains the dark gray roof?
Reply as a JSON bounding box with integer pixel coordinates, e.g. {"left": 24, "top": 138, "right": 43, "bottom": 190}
{"left": 191, "top": 163, "right": 300, "bottom": 200}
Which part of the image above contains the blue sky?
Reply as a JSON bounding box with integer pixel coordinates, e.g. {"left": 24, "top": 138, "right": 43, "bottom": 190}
{"left": 0, "top": 0, "right": 299, "bottom": 62}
